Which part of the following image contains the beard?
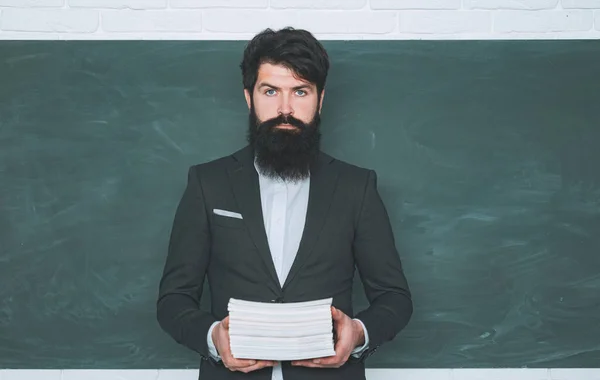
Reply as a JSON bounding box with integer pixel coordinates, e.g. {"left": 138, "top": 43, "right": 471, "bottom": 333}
{"left": 247, "top": 103, "right": 321, "bottom": 182}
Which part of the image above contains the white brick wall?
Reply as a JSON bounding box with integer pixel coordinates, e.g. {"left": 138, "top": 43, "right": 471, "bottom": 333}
{"left": 0, "top": 0, "right": 599, "bottom": 39}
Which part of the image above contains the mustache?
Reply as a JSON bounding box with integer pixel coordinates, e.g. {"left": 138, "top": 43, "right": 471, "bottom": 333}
{"left": 257, "top": 113, "right": 309, "bottom": 131}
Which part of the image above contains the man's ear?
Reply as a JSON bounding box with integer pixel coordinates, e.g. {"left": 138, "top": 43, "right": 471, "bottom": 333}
{"left": 318, "top": 89, "right": 325, "bottom": 114}
{"left": 244, "top": 89, "right": 252, "bottom": 110}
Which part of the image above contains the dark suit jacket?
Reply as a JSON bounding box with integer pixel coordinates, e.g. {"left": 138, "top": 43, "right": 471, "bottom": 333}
{"left": 157, "top": 145, "right": 413, "bottom": 380}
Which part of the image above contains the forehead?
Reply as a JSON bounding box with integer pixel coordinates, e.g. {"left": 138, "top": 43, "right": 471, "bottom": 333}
{"left": 255, "top": 63, "right": 315, "bottom": 89}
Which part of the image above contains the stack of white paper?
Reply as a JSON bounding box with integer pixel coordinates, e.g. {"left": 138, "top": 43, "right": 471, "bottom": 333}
{"left": 228, "top": 297, "right": 335, "bottom": 361}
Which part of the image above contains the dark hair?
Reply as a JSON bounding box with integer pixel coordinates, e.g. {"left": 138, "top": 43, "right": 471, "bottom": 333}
{"left": 240, "top": 27, "right": 330, "bottom": 97}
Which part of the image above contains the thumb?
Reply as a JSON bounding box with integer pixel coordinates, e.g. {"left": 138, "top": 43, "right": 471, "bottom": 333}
{"left": 222, "top": 316, "right": 230, "bottom": 330}
{"left": 331, "top": 306, "right": 342, "bottom": 320}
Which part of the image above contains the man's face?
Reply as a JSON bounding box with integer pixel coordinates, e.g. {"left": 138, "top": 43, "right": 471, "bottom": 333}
{"left": 244, "top": 62, "right": 325, "bottom": 181}
{"left": 244, "top": 63, "right": 324, "bottom": 129}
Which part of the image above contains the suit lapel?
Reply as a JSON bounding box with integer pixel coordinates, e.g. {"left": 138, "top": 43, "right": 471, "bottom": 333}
{"left": 228, "top": 146, "right": 281, "bottom": 294}
{"left": 282, "top": 152, "right": 338, "bottom": 291}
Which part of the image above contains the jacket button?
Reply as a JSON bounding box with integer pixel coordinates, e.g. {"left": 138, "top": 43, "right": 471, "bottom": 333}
{"left": 271, "top": 297, "right": 284, "bottom": 303}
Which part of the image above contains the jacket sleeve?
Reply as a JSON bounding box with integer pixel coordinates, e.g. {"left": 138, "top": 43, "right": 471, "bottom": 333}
{"left": 156, "top": 165, "right": 217, "bottom": 359}
{"left": 351, "top": 169, "right": 413, "bottom": 361}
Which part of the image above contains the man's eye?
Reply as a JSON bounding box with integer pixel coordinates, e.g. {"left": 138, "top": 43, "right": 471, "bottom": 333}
{"left": 265, "top": 89, "right": 276, "bottom": 96}
{"left": 295, "top": 90, "right": 306, "bottom": 96}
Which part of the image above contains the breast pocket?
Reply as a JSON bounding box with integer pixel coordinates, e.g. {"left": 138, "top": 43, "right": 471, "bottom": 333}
{"left": 212, "top": 213, "right": 246, "bottom": 229}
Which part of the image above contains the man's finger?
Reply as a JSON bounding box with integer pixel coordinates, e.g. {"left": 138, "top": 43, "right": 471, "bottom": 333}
{"left": 237, "top": 360, "right": 276, "bottom": 373}
{"left": 291, "top": 358, "right": 315, "bottom": 366}
{"left": 331, "top": 306, "right": 345, "bottom": 320}
{"left": 222, "top": 316, "right": 230, "bottom": 330}
{"left": 291, "top": 359, "right": 344, "bottom": 368}
{"left": 228, "top": 357, "right": 258, "bottom": 368}
{"left": 292, "top": 355, "right": 342, "bottom": 368}
{"left": 221, "top": 351, "right": 257, "bottom": 370}
{"left": 314, "top": 354, "right": 347, "bottom": 366}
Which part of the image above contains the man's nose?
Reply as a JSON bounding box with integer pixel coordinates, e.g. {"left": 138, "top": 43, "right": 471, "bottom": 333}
{"left": 278, "top": 93, "right": 294, "bottom": 116}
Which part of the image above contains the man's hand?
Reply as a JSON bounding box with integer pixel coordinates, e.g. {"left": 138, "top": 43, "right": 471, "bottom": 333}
{"left": 212, "top": 316, "right": 276, "bottom": 372}
{"left": 291, "top": 306, "right": 365, "bottom": 368}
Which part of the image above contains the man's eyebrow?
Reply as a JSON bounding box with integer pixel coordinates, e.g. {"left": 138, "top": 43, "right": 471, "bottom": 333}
{"left": 292, "top": 84, "right": 312, "bottom": 91}
{"left": 257, "top": 82, "right": 313, "bottom": 91}
{"left": 257, "top": 82, "right": 279, "bottom": 90}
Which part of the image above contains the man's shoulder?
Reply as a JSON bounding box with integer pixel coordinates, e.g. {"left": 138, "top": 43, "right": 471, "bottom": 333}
{"left": 325, "top": 153, "right": 379, "bottom": 206}
{"left": 325, "top": 151, "right": 374, "bottom": 180}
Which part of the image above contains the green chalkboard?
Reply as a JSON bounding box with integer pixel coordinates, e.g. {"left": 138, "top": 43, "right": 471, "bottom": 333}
{"left": 1, "top": 40, "right": 599, "bottom": 369}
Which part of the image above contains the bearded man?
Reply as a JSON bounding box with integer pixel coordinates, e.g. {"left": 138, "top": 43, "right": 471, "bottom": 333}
{"left": 157, "top": 27, "right": 413, "bottom": 380}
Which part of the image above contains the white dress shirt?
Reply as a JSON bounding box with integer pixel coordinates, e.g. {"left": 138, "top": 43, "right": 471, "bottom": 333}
{"left": 207, "top": 163, "right": 370, "bottom": 379}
